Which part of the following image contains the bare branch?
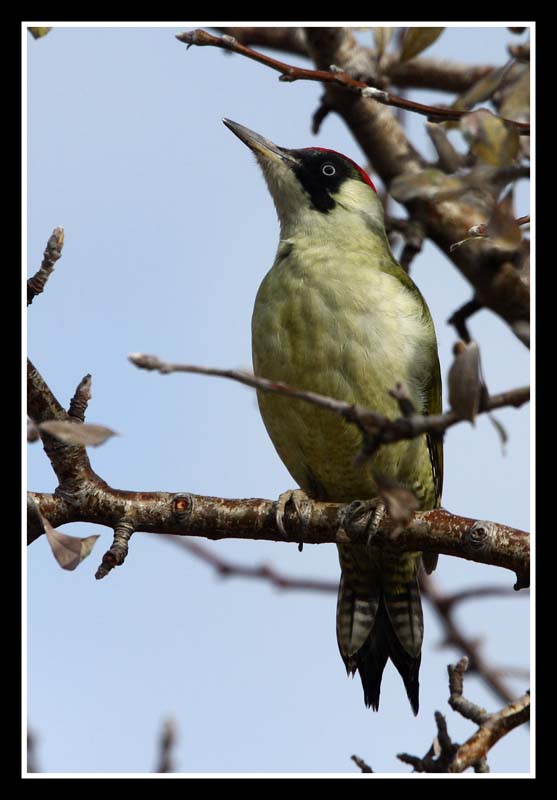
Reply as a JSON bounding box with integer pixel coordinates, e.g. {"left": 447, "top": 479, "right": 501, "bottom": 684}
{"left": 398, "top": 658, "right": 529, "bottom": 772}
{"left": 68, "top": 374, "right": 92, "bottom": 421}
{"left": 95, "top": 519, "right": 135, "bottom": 580}
{"left": 426, "top": 122, "right": 467, "bottom": 172}
{"left": 217, "top": 26, "right": 309, "bottom": 57}
{"left": 448, "top": 657, "right": 490, "bottom": 723}
{"left": 351, "top": 754, "right": 373, "bottom": 773}
{"left": 167, "top": 537, "right": 338, "bottom": 593}
{"left": 216, "top": 27, "right": 499, "bottom": 95}
{"left": 27, "top": 358, "right": 95, "bottom": 486}
{"left": 27, "top": 227, "right": 64, "bottom": 306}
{"left": 422, "top": 573, "right": 527, "bottom": 704}
{"left": 129, "top": 354, "right": 529, "bottom": 461}
{"left": 447, "top": 659, "right": 530, "bottom": 773}
{"left": 448, "top": 298, "right": 482, "bottom": 343}
{"left": 170, "top": 537, "right": 527, "bottom": 706}
{"left": 177, "top": 30, "right": 529, "bottom": 134}
{"left": 155, "top": 718, "right": 178, "bottom": 773}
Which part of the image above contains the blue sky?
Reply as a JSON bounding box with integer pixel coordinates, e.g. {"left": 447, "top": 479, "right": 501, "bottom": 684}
{"left": 26, "top": 24, "right": 531, "bottom": 775}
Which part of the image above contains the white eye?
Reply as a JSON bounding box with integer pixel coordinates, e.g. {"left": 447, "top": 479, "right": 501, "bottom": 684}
{"left": 322, "top": 163, "right": 336, "bottom": 176}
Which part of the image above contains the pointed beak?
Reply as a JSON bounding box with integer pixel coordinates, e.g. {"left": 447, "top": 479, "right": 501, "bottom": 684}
{"left": 223, "top": 119, "right": 298, "bottom": 166}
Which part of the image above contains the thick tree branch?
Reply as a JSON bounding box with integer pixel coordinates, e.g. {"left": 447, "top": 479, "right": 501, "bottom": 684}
{"left": 28, "top": 484, "right": 529, "bottom": 581}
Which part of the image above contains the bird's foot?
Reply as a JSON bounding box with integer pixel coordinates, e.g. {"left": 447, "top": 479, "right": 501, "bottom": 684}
{"left": 275, "top": 489, "right": 313, "bottom": 548}
{"left": 366, "top": 501, "right": 386, "bottom": 549}
{"left": 339, "top": 498, "right": 385, "bottom": 550}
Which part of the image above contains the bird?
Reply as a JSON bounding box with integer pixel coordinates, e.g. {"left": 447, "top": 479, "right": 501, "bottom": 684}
{"left": 223, "top": 118, "right": 443, "bottom": 715}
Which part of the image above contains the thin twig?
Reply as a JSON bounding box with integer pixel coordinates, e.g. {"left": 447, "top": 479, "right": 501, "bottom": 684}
{"left": 351, "top": 754, "right": 373, "bottom": 773}
{"left": 170, "top": 537, "right": 527, "bottom": 705}
{"left": 155, "top": 718, "right": 178, "bottom": 773}
{"left": 398, "top": 657, "right": 529, "bottom": 772}
{"left": 216, "top": 27, "right": 497, "bottom": 94}
{"left": 129, "top": 353, "right": 529, "bottom": 458}
{"left": 68, "top": 374, "right": 92, "bottom": 422}
{"left": 95, "top": 519, "right": 135, "bottom": 580}
{"left": 177, "top": 30, "right": 529, "bottom": 134}
{"left": 27, "top": 227, "right": 64, "bottom": 305}
{"left": 447, "top": 658, "right": 530, "bottom": 773}
{"left": 422, "top": 573, "right": 527, "bottom": 704}
{"left": 448, "top": 298, "right": 482, "bottom": 343}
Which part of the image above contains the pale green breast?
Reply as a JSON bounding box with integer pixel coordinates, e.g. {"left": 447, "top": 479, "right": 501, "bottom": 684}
{"left": 252, "top": 241, "right": 439, "bottom": 507}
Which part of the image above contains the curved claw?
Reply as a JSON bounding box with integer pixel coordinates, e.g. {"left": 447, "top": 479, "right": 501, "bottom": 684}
{"left": 275, "top": 489, "right": 313, "bottom": 539}
{"left": 339, "top": 498, "right": 379, "bottom": 538}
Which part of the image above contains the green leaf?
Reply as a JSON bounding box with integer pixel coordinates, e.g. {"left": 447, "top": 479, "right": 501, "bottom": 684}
{"left": 399, "top": 27, "right": 444, "bottom": 62}
{"left": 28, "top": 27, "right": 52, "bottom": 39}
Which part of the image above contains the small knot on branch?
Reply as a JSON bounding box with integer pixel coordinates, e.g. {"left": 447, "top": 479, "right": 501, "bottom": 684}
{"left": 95, "top": 519, "right": 135, "bottom": 579}
{"left": 172, "top": 493, "right": 193, "bottom": 523}
{"left": 463, "top": 521, "right": 495, "bottom": 554}
{"left": 361, "top": 85, "right": 389, "bottom": 102}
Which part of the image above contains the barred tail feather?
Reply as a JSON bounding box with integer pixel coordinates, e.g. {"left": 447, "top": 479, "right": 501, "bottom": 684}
{"left": 336, "top": 571, "right": 424, "bottom": 715}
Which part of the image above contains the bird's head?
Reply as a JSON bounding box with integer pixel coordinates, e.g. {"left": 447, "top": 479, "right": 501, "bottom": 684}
{"left": 223, "top": 119, "right": 383, "bottom": 238}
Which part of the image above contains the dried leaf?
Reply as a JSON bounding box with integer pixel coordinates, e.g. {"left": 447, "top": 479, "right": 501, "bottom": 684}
{"left": 44, "top": 518, "right": 100, "bottom": 571}
{"left": 487, "top": 413, "right": 508, "bottom": 455}
{"left": 498, "top": 66, "right": 530, "bottom": 122}
{"left": 28, "top": 27, "right": 52, "bottom": 39}
{"left": 39, "top": 420, "right": 118, "bottom": 447}
{"left": 373, "top": 27, "right": 394, "bottom": 59}
{"left": 452, "top": 61, "right": 514, "bottom": 112}
{"left": 448, "top": 341, "right": 482, "bottom": 423}
{"left": 486, "top": 189, "right": 522, "bottom": 250}
{"left": 389, "top": 168, "right": 465, "bottom": 202}
{"left": 400, "top": 28, "right": 444, "bottom": 62}
{"left": 27, "top": 418, "right": 40, "bottom": 442}
{"left": 460, "top": 109, "right": 519, "bottom": 167}
{"left": 375, "top": 474, "right": 419, "bottom": 525}
{"left": 449, "top": 236, "right": 485, "bottom": 253}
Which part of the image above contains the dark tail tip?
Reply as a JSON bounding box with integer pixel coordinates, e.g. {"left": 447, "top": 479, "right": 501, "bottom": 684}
{"left": 357, "top": 597, "right": 421, "bottom": 715}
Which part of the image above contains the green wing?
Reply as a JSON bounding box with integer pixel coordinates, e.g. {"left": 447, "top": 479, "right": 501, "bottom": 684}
{"left": 426, "top": 351, "right": 443, "bottom": 508}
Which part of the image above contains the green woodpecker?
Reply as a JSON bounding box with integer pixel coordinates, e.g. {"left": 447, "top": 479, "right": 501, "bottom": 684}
{"left": 224, "top": 119, "right": 443, "bottom": 715}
